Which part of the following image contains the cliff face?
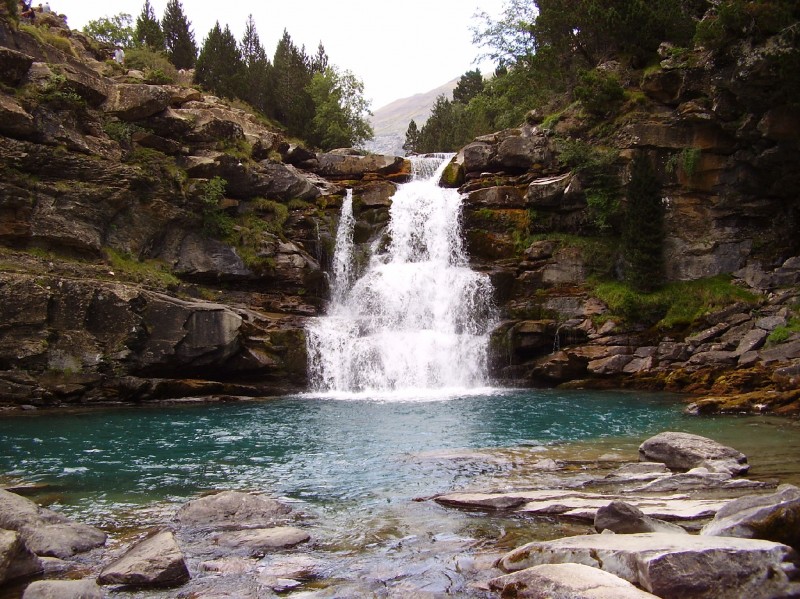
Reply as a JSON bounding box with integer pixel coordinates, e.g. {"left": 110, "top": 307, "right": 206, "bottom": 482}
{"left": 0, "top": 14, "right": 797, "bottom": 412}
{"left": 0, "top": 15, "right": 407, "bottom": 405}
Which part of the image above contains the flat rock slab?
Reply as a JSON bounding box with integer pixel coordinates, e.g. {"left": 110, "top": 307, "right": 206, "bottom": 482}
{"left": 638, "top": 432, "right": 748, "bottom": 474}
{"left": 173, "top": 490, "right": 292, "bottom": 532}
{"left": 98, "top": 529, "right": 189, "bottom": 588}
{"left": 22, "top": 579, "right": 103, "bottom": 599}
{"left": 211, "top": 526, "right": 310, "bottom": 557}
{"left": 497, "top": 532, "right": 800, "bottom": 599}
{"left": 435, "top": 490, "right": 727, "bottom": 522}
{"left": 489, "top": 563, "right": 660, "bottom": 599}
{"left": 0, "top": 489, "right": 106, "bottom": 558}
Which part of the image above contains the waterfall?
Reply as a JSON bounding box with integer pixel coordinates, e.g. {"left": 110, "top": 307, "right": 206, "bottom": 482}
{"left": 306, "top": 155, "right": 495, "bottom": 397}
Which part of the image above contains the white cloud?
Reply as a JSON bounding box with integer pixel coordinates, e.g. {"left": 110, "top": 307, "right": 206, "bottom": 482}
{"left": 55, "top": 0, "right": 504, "bottom": 109}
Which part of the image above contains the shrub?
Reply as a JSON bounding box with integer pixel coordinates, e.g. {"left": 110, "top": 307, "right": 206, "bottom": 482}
{"left": 123, "top": 47, "right": 178, "bottom": 83}
{"left": 573, "top": 69, "right": 626, "bottom": 116}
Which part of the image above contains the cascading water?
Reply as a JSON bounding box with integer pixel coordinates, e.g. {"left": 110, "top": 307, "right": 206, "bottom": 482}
{"left": 306, "top": 155, "right": 496, "bottom": 397}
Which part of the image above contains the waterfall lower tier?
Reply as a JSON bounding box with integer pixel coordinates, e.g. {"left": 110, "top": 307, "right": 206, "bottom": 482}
{"left": 307, "top": 155, "right": 495, "bottom": 396}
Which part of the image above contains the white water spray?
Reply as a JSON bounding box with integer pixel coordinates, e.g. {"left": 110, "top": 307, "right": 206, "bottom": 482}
{"left": 306, "top": 155, "right": 495, "bottom": 397}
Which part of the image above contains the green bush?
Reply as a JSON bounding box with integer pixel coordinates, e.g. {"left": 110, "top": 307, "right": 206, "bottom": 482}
{"left": 200, "top": 177, "right": 234, "bottom": 237}
{"left": 123, "top": 47, "right": 178, "bottom": 83}
{"left": 574, "top": 69, "right": 626, "bottom": 116}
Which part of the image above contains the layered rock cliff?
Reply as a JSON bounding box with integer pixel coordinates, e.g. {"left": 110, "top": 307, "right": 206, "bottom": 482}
{"left": 0, "top": 12, "right": 797, "bottom": 413}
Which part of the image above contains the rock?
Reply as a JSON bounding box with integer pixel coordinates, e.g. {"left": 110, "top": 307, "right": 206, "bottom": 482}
{"left": 595, "top": 501, "right": 687, "bottom": 535}
{"left": 173, "top": 491, "right": 292, "bottom": 532}
{"left": 496, "top": 533, "right": 800, "bottom": 599}
{"left": 0, "top": 93, "right": 36, "bottom": 138}
{"left": 314, "top": 153, "right": 408, "bottom": 178}
{"left": 735, "top": 328, "right": 768, "bottom": 356}
{"left": 0, "top": 529, "right": 43, "bottom": 585}
{"left": 496, "top": 135, "right": 546, "bottom": 170}
{"left": 212, "top": 526, "right": 310, "bottom": 557}
{"left": 461, "top": 141, "right": 494, "bottom": 173}
{"left": 638, "top": 432, "right": 748, "bottom": 474}
{"left": 22, "top": 579, "right": 103, "bottom": 599}
{"left": 102, "top": 84, "right": 171, "bottom": 121}
{"left": 701, "top": 484, "right": 800, "bottom": 549}
{"left": 525, "top": 173, "right": 572, "bottom": 208}
{"left": 488, "top": 563, "right": 660, "bottom": 598}
{"left": 627, "top": 468, "right": 769, "bottom": 493}
{"left": 604, "top": 462, "right": 670, "bottom": 482}
{"left": 98, "top": 529, "right": 189, "bottom": 588}
{"left": 0, "top": 47, "right": 34, "bottom": 85}
{"left": 0, "top": 489, "right": 106, "bottom": 558}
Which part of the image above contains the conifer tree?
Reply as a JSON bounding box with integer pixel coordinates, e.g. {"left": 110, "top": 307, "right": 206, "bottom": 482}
{"left": 194, "top": 22, "right": 244, "bottom": 100}
{"left": 162, "top": 0, "right": 197, "bottom": 69}
{"left": 134, "top": 0, "right": 164, "bottom": 51}
{"left": 453, "top": 69, "right": 484, "bottom": 104}
{"left": 272, "top": 29, "right": 314, "bottom": 138}
{"left": 403, "top": 120, "right": 420, "bottom": 154}
{"left": 310, "top": 42, "right": 329, "bottom": 74}
{"left": 622, "top": 153, "right": 665, "bottom": 292}
{"left": 239, "top": 14, "right": 273, "bottom": 115}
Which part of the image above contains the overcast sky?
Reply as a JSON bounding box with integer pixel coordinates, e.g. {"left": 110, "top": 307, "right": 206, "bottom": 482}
{"left": 52, "top": 0, "right": 505, "bottom": 110}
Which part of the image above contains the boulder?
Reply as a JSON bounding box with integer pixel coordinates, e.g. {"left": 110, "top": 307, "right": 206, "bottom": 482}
{"left": 701, "top": 484, "right": 800, "bottom": 549}
{"left": 496, "top": 533, "right": 800, "bottom": 599}
{"left": 102, "top": 84, "right": 171, "bottom": 121}
{"left": 525, "top": 173, "right": 572, "bottom": 208}
{"left": 22, "top": 579, "right": 103, "bottom": 599}
{"left": 461, "top": 141, "right": 494, "bottom": 173}
{"left": 638, "top": 432, "right": 748, "bottom": 474}
{"left": 0, "top": 490, "right": 106, "bottom": 558}
{"left": 0, "top": 93, "right": 36, "bottom": 138}
{"left": 488, "top": 563, "right": 660, "bottom": 599}
{"left": 173, "top": 491, "right": 292, "bottom": 532}
{"left": 0, "top": 47, "right": 34, "bottom": 84}
{"left": 314, "top": 153, "right": 407, "bottom": 178}
{"left": 627, "top": 468, "right": 769, "bottom": 493}
{"left": 0, "top": 529, "right": 43, "bottom": 586}
{"left": 595, "top": 501, "right": 687, "bottom": 535}
{"left": 211, "top": 526, "right": 310, "bottom": 557}
{"left": 98, "top": 529, "right": 189, "bottom": 588}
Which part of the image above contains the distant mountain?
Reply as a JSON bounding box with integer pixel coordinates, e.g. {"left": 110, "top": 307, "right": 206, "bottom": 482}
{"left": 364, "top": 79, "right": 458, "bottom": 156}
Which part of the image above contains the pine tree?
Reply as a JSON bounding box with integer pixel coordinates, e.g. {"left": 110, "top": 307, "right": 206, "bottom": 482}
{"left": 310, "top": 42, "right": 329, "bottom": 74}
{"left": 134, "top": 0, "right": 164, "bottom": 51}
{"left": 239, "top": 14, "right": 273, "bottom": 115}
{"left": 453, "top": 69, "right": 484, "bottom": 104}
{"left": 403, "top": 120, "right": 420, "bottom": 154}
{"left": 194, "top": 22, "right": 244, "bottom": 99}
{"left": 272, "top": 29, "right": 314, "bottom": 138}
{"left": 162, "top": 0, "right": 197, "bottom": 69}
{"left": 622, "top": 153, "right": 665, "bottom": 292}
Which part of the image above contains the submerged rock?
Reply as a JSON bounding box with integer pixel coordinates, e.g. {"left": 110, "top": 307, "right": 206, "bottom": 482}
{"left": 98, "top": 529, "right": 189, "bottom": 588}
{"left": 638, "top": 432, "right": 749, "bottom": 474}
{"left": 210, "top": 526, "right": 310, "bottom": 557}
{"left": 173, "top": 490, "right": 293, "bottom": 532}
{"left": 0, "top": 489, "right": 106, "bottom": 558}
{"left": 496, "top": 532, "right": 800, "bottom": 599}
{"left": 488, "top": 562, "right": 660, "bottom": 599}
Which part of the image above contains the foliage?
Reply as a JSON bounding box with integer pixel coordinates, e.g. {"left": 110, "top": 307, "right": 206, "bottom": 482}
{"left": 200, "top": 176, "right": 234, "bottom": 237}
{"left": 666, "top": 147, "right": 702, "bottom": 178}
{"left": 573, "top": 68, "right": 626, "bottom": 116}
{"left": 36, "top": 72, "right": 85, "bottom": 110}
{"left": 194, "top": 21, "right": 243, "bottom": 100}
{"left": 593, "top": 275, "right": 759, "bottom": 328}
{"left": 83, "top": 13, "right": 134, "bottom": 48}
{"left": 307, "top": 67, "right": 373, "bottom": 149}
{"left": 161, "top": 0, "right": 196, "bottom": 69}
{"left": 4, "top": 0, "right": 18, "bottom": 24}
{"left": 135, "top": 0, "right": 164, "bottom": 51}
{"left": 622, "top": 154, "right": 664, "bottom": 291}
{"left": 695, "top": 0, "right": 800, "bottom": 50}
{"left": 767, "top": 317, "right": 800, "bottom": 344}
{"left": 123, "top": 46, "right": 178, "bottom": 82}
{"left": 103, "top": 120, "right": 143, "bottom": 145}
{"left": 106, "top": 248, "right": 180, "bottom": 289}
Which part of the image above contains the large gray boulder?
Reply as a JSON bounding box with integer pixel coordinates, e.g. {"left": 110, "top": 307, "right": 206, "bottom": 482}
{"left": 173, "top": 490, "right": 292, "bottom": 532}
{"left": 0, "top": 490, "right": 106, "bottom": 558}
{"left": 102, "top": 84, "right": 171, "bottom": 121}
{"left": 98, "top": 529, "right": 189, "bottom": 588}
{"left": 595, "top": 501, "right": 687, "bottom": 535}
{"left": 488, "top": 563, "right": 660, "bottom": 599}
{"left": 496, "top": 532, "right": 800, "bottom": 599}
{"left": 638, "top": 432, "right": 748, "bottom": 474}
{"left": 701, "top": 484, "right": 800, "bottom": 548}
{"left": 22, "top": 579, "right": 103, "bottom": 599}
{"left": 0, "top": 529, "right": 43, "bottom": 586}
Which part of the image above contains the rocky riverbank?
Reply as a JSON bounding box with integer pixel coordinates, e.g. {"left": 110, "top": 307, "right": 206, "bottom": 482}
{"left": 2, "top": 431, "right": 799, "bottom": 597}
